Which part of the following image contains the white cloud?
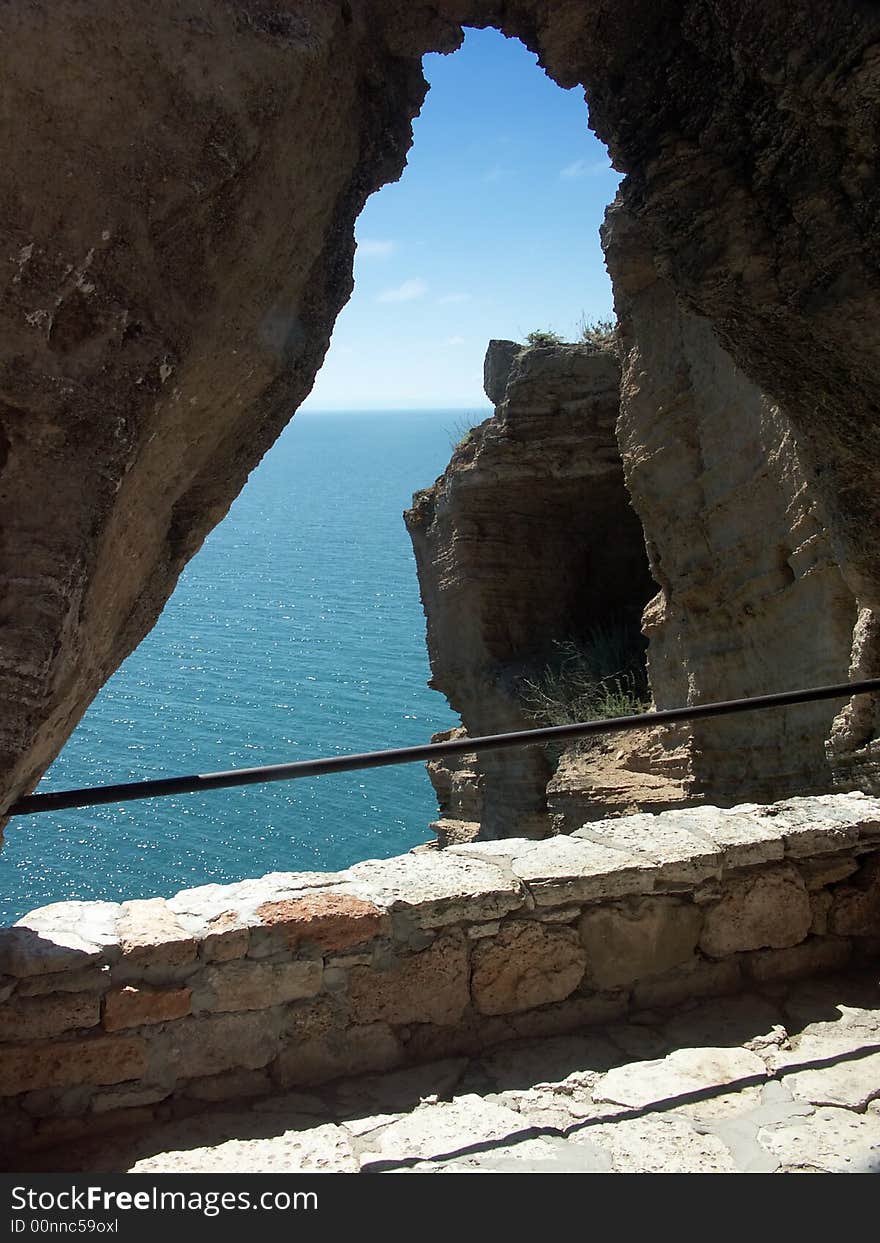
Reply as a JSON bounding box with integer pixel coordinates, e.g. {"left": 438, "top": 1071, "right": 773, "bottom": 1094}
{"left": 560, "top": 157, "right": 615, "bottom": 179}
{"left": 444, "top": 335, "right": 466, "bottom": 346}
{"left": 482, "top": 165, "right": 507, "bottom": 183}
{"left": 357, "top": 238, "right": 395, "bottom": 259}
{"left": 377, "top": 278, "right": 428, "bottom": 303}
{"left": 437, "top": 293, "right": 471, "bottom": 306}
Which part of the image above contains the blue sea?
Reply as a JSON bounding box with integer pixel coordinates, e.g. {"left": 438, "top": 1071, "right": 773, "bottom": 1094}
{"left": 0, "top": 410, "right": 482, "bottom": 925}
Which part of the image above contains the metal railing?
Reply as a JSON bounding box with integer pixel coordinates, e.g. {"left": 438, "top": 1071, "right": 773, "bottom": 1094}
{"left": 7, "top": 677, "right": 880, "bottom": 818}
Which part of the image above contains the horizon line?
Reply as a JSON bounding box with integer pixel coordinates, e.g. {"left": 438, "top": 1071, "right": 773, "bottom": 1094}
{"left": 296, "top": 404, "right": 494, "bottom": 414}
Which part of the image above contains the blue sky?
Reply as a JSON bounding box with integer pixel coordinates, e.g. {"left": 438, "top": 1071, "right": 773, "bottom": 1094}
{"left": 302, "top": 27, "right": 622, "bottom": 411}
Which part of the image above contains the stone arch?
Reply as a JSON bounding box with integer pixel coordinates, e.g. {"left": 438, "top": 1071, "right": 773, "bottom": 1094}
{"left": 1, "top": 1, "right": 879, "bottom": 824}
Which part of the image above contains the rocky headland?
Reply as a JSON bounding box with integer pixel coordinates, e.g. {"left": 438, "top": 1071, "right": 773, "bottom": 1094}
{"left": 405, "top": 337, "right": 670, "bottom": 841}
{"left": 407, "top": 296, "right": 872, "bottom": 842}
{"left": 0, "top": 1, "right": 879, "bottom": 830}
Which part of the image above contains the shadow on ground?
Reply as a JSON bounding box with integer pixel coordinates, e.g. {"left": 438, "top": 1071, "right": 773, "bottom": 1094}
{"left": 13, "top": 969, "right": 880, "bottom": 1175}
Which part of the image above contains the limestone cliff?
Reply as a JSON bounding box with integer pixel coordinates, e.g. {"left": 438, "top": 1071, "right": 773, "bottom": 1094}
{"left": 1, "top": 1, "right": 880, "bottom": 825}
{"left": 604, "top": 202, "right": 861, "bottom": 805}
{"left": 408, "top": 299, "right": 865, "bottom": 839}
{"left": 405, "top": 340, "right": 657, "bottom": 839}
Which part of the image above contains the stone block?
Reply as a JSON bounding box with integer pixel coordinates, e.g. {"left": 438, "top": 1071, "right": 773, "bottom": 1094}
{"left": 763, "top": 794, "right": 865, "bottom": 857}
{"left": 666, "top": 805, "right": 786, "bottom": 869}
{"left": 0, "top": 992, "right": 100, "bottom": 1042}
{"left": 573, "top": 813, "right": 723, "bottom": 888}
{"left": 200, "top": 911, "right": 250, "bottom": 962}
{"left": 402, "top": 1013, "right": 516, "bottom": 1063}
{"left": 15, "top": 966, "right": 111, "bottom": 997}
{"left": 183, "top": 1068, "right": 272, "bottom": 1102}
{"left": 798, "top": 855, "right": 859, "bottom": 890}
{"left": 103, "top": 984, "right": 192, "bottom": 1032}
{"left": 118, "top": 898, "right": 197, "bottom": 968}
{"left": 579, "top": 896, "right": 703, "bottom": 990}
{"left": 21, "top": 1085, "right": 96, "bottom": 1118}
{"left": 356, "top": 1093, "right": 536, "bottom": 1168}
{"left": 744, "top": 937, "right": 851, "bottom": 984}
{"left": 167, "top": 871, "right": 352, "bottom": 931}
{"left": 196, "top": 960, "right": 322, "bottom": 1013}
{"left": 0, "top": 1035, "right": 148, "bottom": 1097}
{"left": 471, "top": 921, "right": 586, "bottom": 1016}
{"left": 511, "top": 836, "right": 652, "bottom": 906}
{"left": 90, "top": 1084, "right": 171, "bottom": 1114}
{"left": 699, "top": 864, "right": 811, "bottom": 957}
{"left": 0, "top": 901, "right": 120, "bottom": 977}
{"left": 343, "top": 852, "right": 524, "bottom": 927}
{"left": 531, "top": 905, "right": 584, "bottom": 924}
{"left": 632, "top": 957, "right": 743, "bottom": 1010}
{"left": 155, "top": 1011, "right": 281, "bottom": 1081}
{"left": 829, "top": 854, "right": 880, "bottom": 937}
{"left": 757, "top": 1106, "right": 880, "bottom": 1174}
{"left": 810, "top": 890, "right": 833, "bottom": 935}
{"left": 508, "top": 992, "right": 629, "bottom": 1038}
{"left": 254, "top": 892, "right": 389, "bottom": 952}
{"left": 323, "top": 967, "right": 347, "bottom": 992}
{"left": 449, "top": 838, "right": 537, "bottom": 861}
{"left": 273, "top": 1023, "right": 400, "bottom": 1087}
{"left": 772, "top": 1031, "right": 880, "bottom": 1109}
{"left": 347, "top": 930, "right": 469, "bottom": 1026}
{"left": 594, "top": 1045, "right": 767, "bottom": 1110}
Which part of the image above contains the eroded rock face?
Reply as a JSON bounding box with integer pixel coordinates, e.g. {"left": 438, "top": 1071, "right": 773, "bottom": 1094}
{"left": 405, "top": 341, "right": 656, "bottom": 838}
{"left": 0, "top": 2, "right": 461, "bottom": 820}
{"left": 2, "top": 0, "right": 880, "bottom": 828}
{"left": 604, "top": 202, "right": 860, "bottom": 804}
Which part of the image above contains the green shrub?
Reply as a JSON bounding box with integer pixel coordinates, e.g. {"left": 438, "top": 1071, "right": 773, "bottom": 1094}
{"left": 518, "top": 623, "right": 650, "bottom": 730}
{"left": 578, "top": 316, "right": 617, "bottom": 351}
{"left": 524, "top": 329, "right": 564, "bottom": 348}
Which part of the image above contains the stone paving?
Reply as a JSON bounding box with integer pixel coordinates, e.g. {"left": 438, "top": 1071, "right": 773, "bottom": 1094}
{"left": 20, "top": 969, "right": 880, "bottom": 1174}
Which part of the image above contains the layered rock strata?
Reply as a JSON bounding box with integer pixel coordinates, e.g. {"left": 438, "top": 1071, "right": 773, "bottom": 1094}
{"left": 1, "top": 792, "right": 877, "bottom": 1158}
{"left": 2, "top": 1, "right": 880, "bottom": 827}
{"left": 604, "top": 203, "right": 862, "bottom": 803}
{"left": 405, "top": 341, "right": 656, "bottom": 839}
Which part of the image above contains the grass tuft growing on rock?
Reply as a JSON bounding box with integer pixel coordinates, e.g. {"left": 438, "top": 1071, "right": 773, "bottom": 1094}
{"left": 518, "top": 623, "right": 650, "bottom": 727}
{"left": 524, "top": 328, "right": 564, "bottom": 348}
{"left": 446, "top": 413, "right": 487, "bottom": 451}
{"left": 578, "top": 316, "right": 617, "bottom": 352}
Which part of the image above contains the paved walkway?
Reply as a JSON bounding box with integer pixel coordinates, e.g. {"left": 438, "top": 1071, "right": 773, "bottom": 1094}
{"left": 23, "top": 970, "right": 880, "bottom": 1174}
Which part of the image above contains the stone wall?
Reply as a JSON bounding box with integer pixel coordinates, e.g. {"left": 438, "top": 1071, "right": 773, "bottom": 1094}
{"left": 2, "top": 792, "right": 878, "bottom": 1159}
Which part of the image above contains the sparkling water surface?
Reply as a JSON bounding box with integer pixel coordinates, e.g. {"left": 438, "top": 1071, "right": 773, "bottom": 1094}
{"left": 0, "top": 410, "right": 473, "bottom": 925}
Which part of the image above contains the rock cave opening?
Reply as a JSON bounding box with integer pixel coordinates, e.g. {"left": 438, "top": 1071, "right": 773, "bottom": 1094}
{"left": 0, "top": 3, "right": 877, "bottom": 918}
{"left": 0, "top": 23, "right": 637, "bottom": 920}
{"left": 1, "top": 1, "right": 879, "bottom": 1162}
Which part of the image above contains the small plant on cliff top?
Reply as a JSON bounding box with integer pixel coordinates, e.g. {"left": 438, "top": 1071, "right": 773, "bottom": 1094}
{"left": 524, "top": 328, "right": 564, "bottom": 348}
{"left": 518, "top": 623, "right": 650, "bottom": 729}
{"left": 446, "top": 412, "right": 487, "bottom": 451}
{"left": 578, "top": 315, "right": 617, "bottom": 351}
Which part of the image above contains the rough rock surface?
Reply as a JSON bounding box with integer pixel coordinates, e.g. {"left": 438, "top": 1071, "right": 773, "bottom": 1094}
{"left": 1, "top": 1, "right": 879, "bottom": 833}
{"left": 405, "top": 340, "right": 655, "bottom": 838}
{"left": 0, "top": 1, "right": 469, "bottom": 821}
{"left": 604, "top": 202, "right": 861, "bottom": 804}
